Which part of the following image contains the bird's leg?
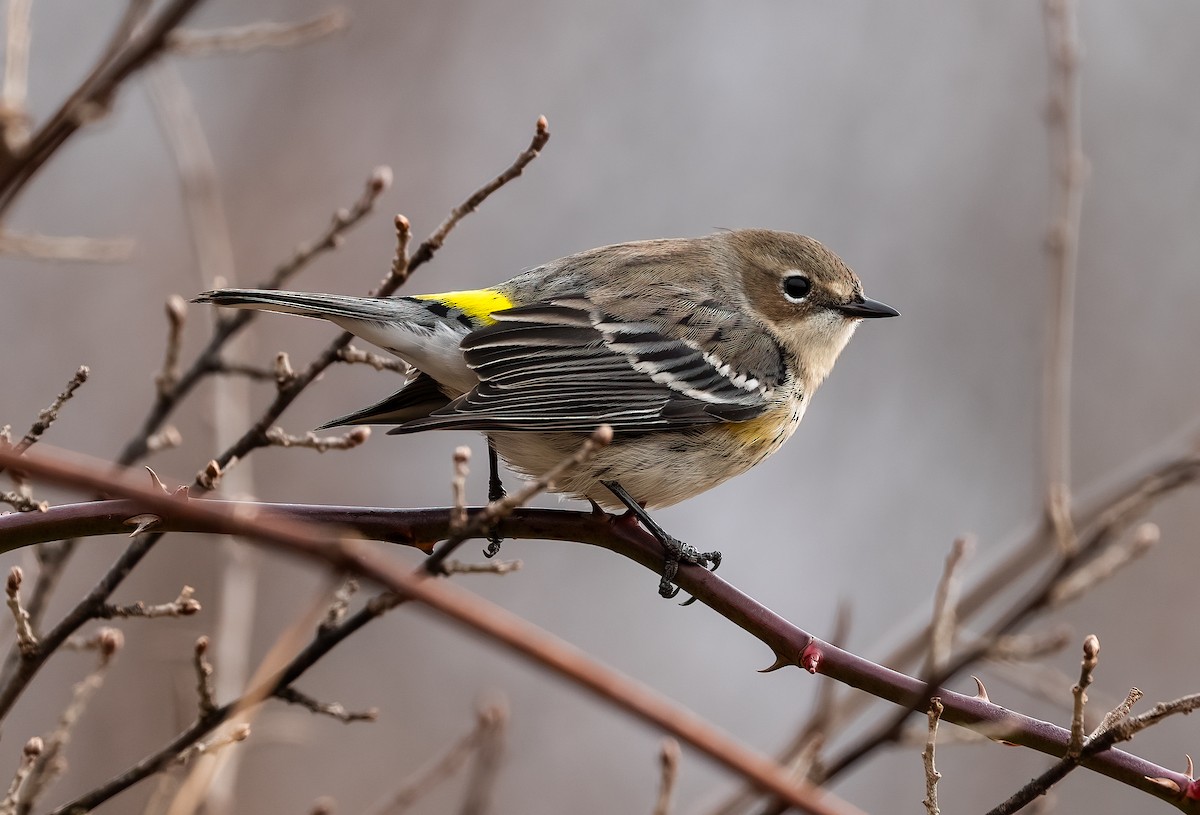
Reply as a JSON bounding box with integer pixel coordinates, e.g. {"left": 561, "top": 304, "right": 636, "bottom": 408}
{"left": 602, "top": 481, "right": 721, "bottom": 601}
{"left": 483, "top": 439, "right": 506, "bottom": 558}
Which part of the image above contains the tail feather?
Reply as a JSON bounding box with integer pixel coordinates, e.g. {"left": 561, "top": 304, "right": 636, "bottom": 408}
{"left": 192, "top": 289, "right": 413, "bottom": 322}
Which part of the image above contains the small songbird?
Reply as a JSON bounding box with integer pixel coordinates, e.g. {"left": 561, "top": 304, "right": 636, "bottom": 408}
{"left": 194, "top": 229, "right": 897, "bottom": 596}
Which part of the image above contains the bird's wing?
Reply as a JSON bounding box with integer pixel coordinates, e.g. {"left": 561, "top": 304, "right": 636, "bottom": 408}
{"left": 389, "top": 296, "right": 784, "bottom": 434}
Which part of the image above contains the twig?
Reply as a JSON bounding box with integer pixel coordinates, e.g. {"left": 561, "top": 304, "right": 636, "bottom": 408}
{"left": 167, "top": 9, "right": 349, "bottom": 56}
{"left": 397, "top": 115, "right": 549, "bottom": 289}
{"left": 653, "top": 739, "right": 681, "bottom": 815}
{"left": 1068, "top": 635, "right": 1099, "bottom": 757}
{"left": 0, "top": 738, "right": 41, "bottom": 815}
{"left": 337, "top": 344, "right": 410, "bottom": 373}
{"left": 16, "top": 628, "right": 122, "bottom": 812}
{"left": 442, "top": 560, "right": 522, "bottom": 576}
{"left": 458, "top": 696, "right": 507, "bottom": 815}
{"left": 1040, "top": 0, "right": 1087, "bottom": 554}
{"left": 117, "top": 165, "right": 391, "bottom": 466}
{"left": 927, "top": 537, "right": 972, "bottom": 675}
{"left": 176, "top": 724, "right": 250, "bottom": 765}
{"left": 264, "top": 427, "right": 370, "bottom": 453}
{"left": 451, "top": 447, "right": 471, "bottom": 534}
{"left": 0, "top": 0, "right": 32, "bottom": 154}
{"left": 0, "top": 230, "right": 134, "bottom": 261}
{"left": 155, "top": 296, "right": 189, "bottom": 396}
{"left": 922, "top": 698, "right": 944, "bottom": 815}
{"left": 274, "top": 686, "right": 377, "bottom": 724}
{"left": 5, "top": 568, "right": 35, "bottom": 655}
{"left": 425, "top": 424, "right": 611, "bottom": 574}
{"left": 0, "top": 491, "right": 44, "bottom": 513}
{"left": 98, "top": 585, "right": 201, "bottom": 619}
{"left": 985, "top": 687, "right": 1151, "bottom": 815}
{"left": 1048, "top": 522, "right": 1158, "bottom": 606}
{"left": 364, "top": 704, "right": 504, "bottom": 815}
{"left": 194, "top": 636, "right": 217, "bottom": 718}
{"left": 0, "top": 365, "right": 89, "bottom": 478}
{"left": 319, "top": 578, "right": 357, "bottom": 633}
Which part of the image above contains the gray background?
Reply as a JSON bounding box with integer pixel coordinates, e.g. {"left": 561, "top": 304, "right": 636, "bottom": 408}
{"left": 1, "top": 1, "right": 1198, "bottom": 812}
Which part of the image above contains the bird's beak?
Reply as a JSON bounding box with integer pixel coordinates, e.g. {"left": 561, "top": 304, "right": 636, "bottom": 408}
{"left": 836, "top": 296, "right": 900, "bottom": 319}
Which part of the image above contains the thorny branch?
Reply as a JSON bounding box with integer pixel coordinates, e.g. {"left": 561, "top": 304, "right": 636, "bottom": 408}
{"left": 3, "top": 446, "right": 859, "bottom": 815}
{"left": 3, "top": 446, "right": 1199, "bottom": 814}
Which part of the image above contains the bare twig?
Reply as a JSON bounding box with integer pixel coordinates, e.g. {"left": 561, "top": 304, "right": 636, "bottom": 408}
{"left": 17, "top": 629, "right": 122, "bottom": 812}
{"left": 337, "top": 344, "right": 410, "bottom": 373}
{"left": 364, "top": 704, "right": 504, "bottom": 815}
{"left": 1068, "top": 634, "right": 1099, "bottom": 757}
{"left": 156, "top": 296, "right": 189, "bottom": 396}
{"left": 5, "top": 568, "right": 35, "bottom": 655}
{"left": 922, "top": 698, "right": 944, "bottom": 815}
{"left": 927, "top": 537, "right": 972, "bottom": 675}
{"left": 0, "top": 365, "right": 89, "bottom": 478}
{"left": 167, "top": 9, "right": 349, "bottom": 56}
{"left": 319, "top": 578, "right": 357, "bottom": 633}
{"left": 0, "top": 0, "right": 32, "bottom": 154}
{"left": 0, "top": 230, "right": 134, "bottom": 261}
{"left": 274, "top": 686, "right": 377, "bottom": 724}
{"left": 459, "top": 697, "right": 507, "bottom": 815}
{"left": 194, "top": 636, "right": 217, "bottom": 718}
{"left": 1048, "top": 522, "right": 1158, "bottom": 606}
{"left": 0, "top": 491, "right": 44, "bottom": 513}
{"left": 441, "top": 560, "right": 522, "bottom": 576}
{"left": 176, "top": 724, "right": 250, "bottom": 765}
{"left": 98, "top": 585, "right": 201, "bottom": 619}
{"left": 1040, "top": 0, "right": 1087, "bottom": 554}
{"left": 653, "top": 739, "right": 681, "bottom": 815}
{"left": 425, "top": 424, "right": 612, "bottom": 574}
{"left": 0, "top": 737, "right": 42, "bottom": 815}
{"left": 264, "top": 427, "right": 370, "bottom": 453}
{"left": 392, "top": 115, "right": 548, "bottom": 291}
{"left": 451, "top": 447, "right": 471, "bottom": 534}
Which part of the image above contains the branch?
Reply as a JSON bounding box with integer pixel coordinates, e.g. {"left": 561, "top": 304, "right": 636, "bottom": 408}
{"left": 2, "top": 448, "right": 1199, "bottom": 813}
{"left": 5, "top": 445, "right": 858, "bottom": 815}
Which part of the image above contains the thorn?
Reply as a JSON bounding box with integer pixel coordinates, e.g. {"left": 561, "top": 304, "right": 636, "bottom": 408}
{"left": 758, "top": 654, "right": 792, "bottom": 673}
{"left": 1145, "top": 777, "right": 1182, "bottom": 793}
{"left": 1187, "top": 754, "right": 1195, "bottom": 780}
{"left": 146, "top": 466, "right": 170, "bottom": 495}
{"left": 800, "top": 642, "right": 823, "bottom": 674}
{"left": 972, "top": 675, "right": 990, "bottom": 702}
{"left": 174, "top": 485, "right": 190, "bottom": 498}
{"left": 124, "top": 514, "right": 162, "bottom": 536}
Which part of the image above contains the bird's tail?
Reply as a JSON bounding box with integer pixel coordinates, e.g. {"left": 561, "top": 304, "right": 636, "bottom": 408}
{"left": 191, "top": 289, "right": 414, "bottom": 322}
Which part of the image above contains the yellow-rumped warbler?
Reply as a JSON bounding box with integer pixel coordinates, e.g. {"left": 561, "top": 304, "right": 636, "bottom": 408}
{"left": 194, "top": 229, "right": 897, "bottom": 595}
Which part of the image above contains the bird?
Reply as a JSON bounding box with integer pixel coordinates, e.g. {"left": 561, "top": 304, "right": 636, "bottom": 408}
{"left": 193, "top": 229, "right": 897, "bottom": 597}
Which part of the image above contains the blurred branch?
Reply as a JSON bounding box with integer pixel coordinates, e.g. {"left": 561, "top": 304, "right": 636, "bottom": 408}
{"left": 167, "top": 9, "right": 349, "bottom": 56}
{"left": 0, "top": 0, "right": 32, "bottom": 155}
{"left": 364, "top": 704, "right": 505, "bottom": 815}
{"left": 1040, "top": 0, "right": 1088, "bottom": 552}
{"left": 0, "top": 230, "right": 134, "bottom": 262}
{"left": 0, "top": 0, "right": 207, "bottom": 218}
{"left": 3, "top": 446, "right": 1199, "bottom": 813}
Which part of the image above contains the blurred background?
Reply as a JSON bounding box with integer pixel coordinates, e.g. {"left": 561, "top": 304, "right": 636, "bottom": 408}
{"left": 1, "top": 0, "right": 1199, "bottom": 812}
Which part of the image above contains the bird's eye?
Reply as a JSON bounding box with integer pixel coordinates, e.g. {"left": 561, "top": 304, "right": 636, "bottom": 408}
{"left": 782, "top": 274, "right": 812, "bottom": 302}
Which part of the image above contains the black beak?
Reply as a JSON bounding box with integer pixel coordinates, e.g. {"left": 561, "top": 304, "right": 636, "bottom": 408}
{"left": 836, "top": 296, "right": 900, "bottom": 319}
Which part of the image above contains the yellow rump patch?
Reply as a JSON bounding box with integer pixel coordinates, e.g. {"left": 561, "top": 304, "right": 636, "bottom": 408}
{"left": 413, "top": 289, "right": 514, "bottom": 325}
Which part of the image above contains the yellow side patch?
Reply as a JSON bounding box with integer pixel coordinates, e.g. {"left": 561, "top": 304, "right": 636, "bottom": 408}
{"left": 727, "top": 402, "right": 799, "bottom": 447}
{"left": 413, "top": 289, "right": 514, "bottom": 325}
